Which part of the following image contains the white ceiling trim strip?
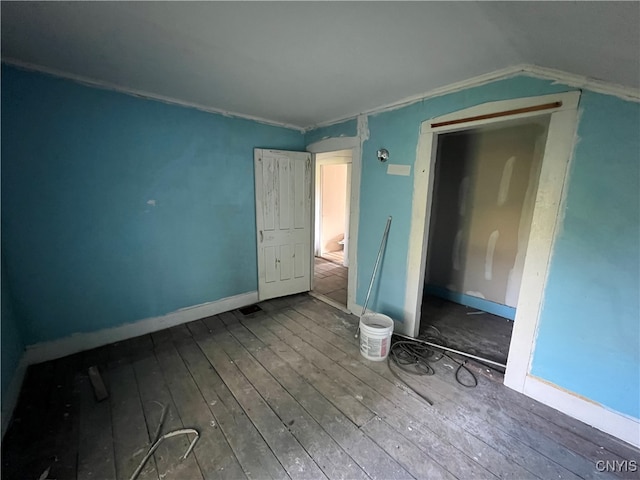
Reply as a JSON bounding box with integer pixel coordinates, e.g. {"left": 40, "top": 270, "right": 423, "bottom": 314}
{"left": 1, "top": 57, "right": 307, "bottom": 132}
{"left": 4, "top": 58, "right": 637, "bottom": 133}
{"left": 307, "top": 64, "right": 639, "bottom": 132}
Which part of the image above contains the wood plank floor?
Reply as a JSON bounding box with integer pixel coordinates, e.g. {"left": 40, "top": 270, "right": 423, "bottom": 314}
{"left": 2, "top": 294, "right": 639, "bottom": 480}
{"left": 313, "top": 257, "right": 348, "bottom": 306}
{"left": 420, "top": 295, "right": 514, "bottom": 365}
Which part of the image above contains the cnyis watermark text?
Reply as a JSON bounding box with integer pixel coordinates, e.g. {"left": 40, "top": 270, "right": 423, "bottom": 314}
{"left": 595, "top": 460, "right": 637, "bottom": 473}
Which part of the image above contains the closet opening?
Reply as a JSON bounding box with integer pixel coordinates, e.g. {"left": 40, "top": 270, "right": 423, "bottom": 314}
{"left": 420, "top": 116, "right": 550, "bottom": 365}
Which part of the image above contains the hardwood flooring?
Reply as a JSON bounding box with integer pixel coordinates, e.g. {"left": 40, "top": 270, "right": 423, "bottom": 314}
{"left": 420, "top": 295, "right": 514, "bottom": 365}
{"left": 2, "top": 294, "right": 638, "bottom": 479}
{"left": 313, "top": 257, "right": 347, "bottom": 306}
{"left": 320, "top": 251, "right": 344, "bottom": 264}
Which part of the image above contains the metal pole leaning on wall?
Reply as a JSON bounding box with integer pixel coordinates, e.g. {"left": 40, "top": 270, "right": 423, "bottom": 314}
{"left": 355, "top": 216, "right": 392, "bottom": 339}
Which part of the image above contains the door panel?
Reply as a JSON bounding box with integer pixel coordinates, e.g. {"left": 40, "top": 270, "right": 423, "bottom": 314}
{"left": 255, "top": 149, "right": 311, "bottom": 301}
{"left": 294, "top": 243, "right": 305, "bottom": 278}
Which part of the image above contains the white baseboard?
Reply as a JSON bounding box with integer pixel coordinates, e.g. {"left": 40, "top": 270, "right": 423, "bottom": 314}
{"left": 2, "top": 291, "right": 258, "bottom": 440}
{"left": 23, "top": 291, "right": 259, "bottom": 366}
{"left": 1, "top": 356, "right": 28, "bottom": 439}
{"left": 523, "top": 375, "right": 640, "bottom": 448}
{"left": 9, "top": 292, "right": 638, "bottom": 449}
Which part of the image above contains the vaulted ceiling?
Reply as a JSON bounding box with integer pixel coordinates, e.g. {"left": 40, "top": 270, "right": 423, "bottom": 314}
{"left": 2, "top": 2, "right": 638, "bottom": 129}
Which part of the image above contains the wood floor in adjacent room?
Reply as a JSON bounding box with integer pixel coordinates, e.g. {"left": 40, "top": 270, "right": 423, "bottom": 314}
{"left": 313, "top": 257, "right": 348, "bottom": 306}
{"left": 2, "top": 294, "right": 638, "bottom": 480}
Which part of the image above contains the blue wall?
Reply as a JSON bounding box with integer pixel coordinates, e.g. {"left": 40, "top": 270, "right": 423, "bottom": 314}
{"left": 530, "top": 91, "right": 640, "bottom": 418}
{"left": 1, "top": 65, "right": 304, "bottom": 345}
{"left": 306, "top": 76, "right": 640, "bottom": 419}
{"left": 3, "top": 64, "right": 638, "bottom": 419}
{"left": 1, "top": 256, "right": 25, "bottom": 403}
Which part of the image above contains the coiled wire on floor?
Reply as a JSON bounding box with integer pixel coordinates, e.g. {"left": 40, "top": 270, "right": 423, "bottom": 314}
{"left": 387, "top": 326, "right": 478, "bottom": 405}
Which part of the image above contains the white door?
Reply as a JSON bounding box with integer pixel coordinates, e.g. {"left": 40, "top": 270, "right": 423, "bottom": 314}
{"left": 255, "top": 149, "right": 312, "bottom": 301}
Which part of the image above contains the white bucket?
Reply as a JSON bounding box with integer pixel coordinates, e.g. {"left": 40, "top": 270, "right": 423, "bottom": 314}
{"left": 359, "top": 313, "right": 394, "bottom": 361}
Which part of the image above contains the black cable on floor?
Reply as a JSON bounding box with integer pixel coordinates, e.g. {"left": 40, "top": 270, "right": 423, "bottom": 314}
{"left": 447, "top": 356, "right": 478, "bottom": 388}
{"left": 386, "top": 326, "right": 480, "bottom": 405}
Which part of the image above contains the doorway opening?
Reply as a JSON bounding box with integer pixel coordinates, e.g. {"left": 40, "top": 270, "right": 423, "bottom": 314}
{"left": 420, "top": 116, "right": 550, "bottom": 365}
{"left": 312, "top": 149, "right": 352, "bottom": 308}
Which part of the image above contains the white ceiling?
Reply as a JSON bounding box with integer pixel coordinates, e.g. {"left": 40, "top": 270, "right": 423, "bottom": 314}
{"left": 2, "top": 2, "right": 638, "bottom": 129}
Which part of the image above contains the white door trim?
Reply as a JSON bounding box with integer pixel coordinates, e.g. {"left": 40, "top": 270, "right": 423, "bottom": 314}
{"left": 405, "top": 91, "right": 580, "bottom": 383}
{"left": 307, "top": 121, "right": 365, "bottom": 314}
{"left": 400, "top": 91, "right": 640, "bottom": 446}
{"left": 401, "top": 92, "right": 640, "bottom": 446}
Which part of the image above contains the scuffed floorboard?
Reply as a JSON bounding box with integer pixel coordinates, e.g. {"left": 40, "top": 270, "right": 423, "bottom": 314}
{"left": 2, "top": 293, "right": 638, "bottom": 479}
